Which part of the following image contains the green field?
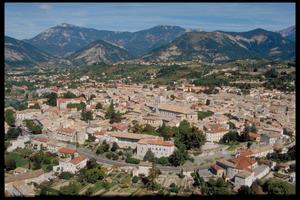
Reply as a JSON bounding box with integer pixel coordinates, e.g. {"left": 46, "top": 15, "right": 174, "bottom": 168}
{"left": 5, "top": 152, "right": 29, "bottom": 167}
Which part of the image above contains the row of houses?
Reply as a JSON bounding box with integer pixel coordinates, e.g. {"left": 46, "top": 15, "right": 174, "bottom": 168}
{"left": 93, "top": 131, "right": 175, "bottom": 159}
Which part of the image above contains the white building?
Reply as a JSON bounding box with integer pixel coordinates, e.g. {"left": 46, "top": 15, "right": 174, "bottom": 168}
{"left": 204, "top": 124, "right": 229, "bottom": 143}
{"left": 53, "top": 155, "right": 88, "bottom": 174}
{"left": 56, "top": 97, "right": 86, "bottom": 110}
{"left": 15, "top": 109, "right": 42, "bottom": 121}
{"left": 53, "top": 127, "right": 77, "bottom": 143}
{"left": 137, "top": 138, "right": 175, "bottom": 159}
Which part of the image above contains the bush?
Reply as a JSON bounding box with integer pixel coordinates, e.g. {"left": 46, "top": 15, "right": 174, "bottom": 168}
{"left": 143, "top": 149, "right": 155, "bottom": 162}
{"left": 132, "top": 176, "right": 139, "bottom": 184}
{"left": 5, "top": 159, "right": 16, "bottom": 171}
{"left": 106, "top": 152, "right": 113, "bottom": 159}
{"left": 111, "top": 153, "right": 119, "bottom": 160}
{"left": 46, "top": 165, "right": 53, "bottom": 172}
{"left": 157, "top": 157, "right": 169, "bottom": 166}
{"left": 59, "top": 172, "right": 73, "bottom": 180}
{"left": 111, "top": 142, "right": 119, "bottom": 152}
{"left": 125, "top": 157, "right": 140, "bottom": 164}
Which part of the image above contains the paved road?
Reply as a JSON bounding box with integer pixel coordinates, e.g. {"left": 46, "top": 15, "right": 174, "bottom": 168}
{"left": 77, "top": 148, "right": 211, "bottom": 173}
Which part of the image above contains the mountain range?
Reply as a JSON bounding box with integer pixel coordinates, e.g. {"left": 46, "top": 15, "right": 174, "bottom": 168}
{"left": 143, "top": 28, "right": 295, "bottom": 62}
{"left": 5, "top": 24, "right": 295, "bottom": 68}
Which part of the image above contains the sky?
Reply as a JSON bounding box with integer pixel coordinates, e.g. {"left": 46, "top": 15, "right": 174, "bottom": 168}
{"left": 5, "top": 3, "right": 295, "bottom": 40}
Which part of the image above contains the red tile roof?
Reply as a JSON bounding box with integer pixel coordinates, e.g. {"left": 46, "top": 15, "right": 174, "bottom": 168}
{"left": 58, "top": 147, "right": 76, "bottom": 154}
{"left": 56, "top": 127, "right": 76, "bottom": 135}
{"left": 138, "top": 138, "right": 174, "bottom": 147}
{"left": 229, "top": 156, "right": 256, "bottom": 172}
{"left": 112, "top": 123, "right": 128, "bottom": 131}
{"left": 32, "top": 137, "right": 49, "bottom": 143}
{"left": 69, "top": 155, "right": 87, "bottom": 165}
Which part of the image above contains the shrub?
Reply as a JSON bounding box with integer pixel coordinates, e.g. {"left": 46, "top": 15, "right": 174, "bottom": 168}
{"left": 125, "top": 157, "right": 140, "bottom": 164}
{"left": 5, "top": 159, "right": 16, "bottom": 171}
{"left": 132, "top": 176, "right": 139, "bottom": 184}
{"left": 59, "top": 172, "right": 73, "bottom": 180}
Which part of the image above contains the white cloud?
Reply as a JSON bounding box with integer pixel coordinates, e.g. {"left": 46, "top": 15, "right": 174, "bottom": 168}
{"left": 38, "top": 3, "right": 52, "bottom": 12}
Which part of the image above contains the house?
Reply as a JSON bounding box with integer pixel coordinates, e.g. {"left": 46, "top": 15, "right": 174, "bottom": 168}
{"left": 111, "top": 123, "right": 129, "bottom": 132}
{"left": 248, "top": 132, "right": 261, "bottom": 142}
{"left": 237, "top": 146, "right": 274, "bottom": 158}
{"left": 141, "top": 115, "right": 164, "bottom": 128}
{"left": 97, "top": 132, "right": 157, "bottom": 149}
{"left": 57, "top": 147, "right": 77, "bottom": 158}
{"left": 214, "top": 156, "right": 271, "bottom": 188}
{"left": 53, "top": 155, "right": 88, "bottom": 174}
{"left": 148, "top": 103, "right": 198, "bottom": 122}
{"left": 56, "top": 97, "right": 86, "bottom": 110}
{"left": 234, "top": 171, "right": 254, "bottom": 187}
{"left": 54, "top": 127, "right": 77, "bottom": 143}
{"left": 204, "top": 124, "right": 229, "bottom": 143}
{"left": 210, "top": 164, "right": 225, "bottom": 177}
{"left": 31, "top": 137, "right": 48, "bottom": 151}
{"left": 136, "top": 137, "right": 175, "bottom": 159}
{"left": 260, "top": 133, "right": 281, "bottom": 145}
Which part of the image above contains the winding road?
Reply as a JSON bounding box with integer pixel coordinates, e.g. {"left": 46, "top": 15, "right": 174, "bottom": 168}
{"left": 77, "top": 148, "right": 211, "bottom": 173}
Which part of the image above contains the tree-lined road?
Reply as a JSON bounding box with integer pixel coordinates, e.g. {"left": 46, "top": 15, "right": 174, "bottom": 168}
{"left": 77, "top": 148, "right": 211, "bottom": 173}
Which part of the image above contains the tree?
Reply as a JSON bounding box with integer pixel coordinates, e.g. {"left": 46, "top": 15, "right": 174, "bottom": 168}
{"left": 132, "top": 176, "right": 139, "bottom": 184}
{"left": 5, "top": 109, "right": 15, "bottom": 126}
{"left": 86, "top": 158, "right": 98, "bottom": 169}
{"left": 175, "top": 120, "right": 206, "bottom": 150}
{"left": 96, "top": 142, "right": 110, "bottom": 155}
{"left": 90, "top": 94, "right": 96, "bottom": 101}
{"left": 63, "top": 91, "right": 77, "bottom": 98}
{"left": 105, "top": 101, "right": 115, "bottom": 119}
{"left": 157, "top": 123, "right": 176, "bottom": 140}
{"left": 220, "top": 131, "right": 239, "bottom": 144}
{"left": 95, "top": 102, "right": 103, "bottom": 109}
{"left": 46, "top": 93, "right": 58, "bottom": 106}
{"left": 238, "top": 185, "right": 252, "bottom": 195}
{"left": 18, "top": 102, "right": 28, "bottom": 111}
{"left": 25, "top": 120, "right": 43, "bottom": 134}
{"left": 157, "top": 157, "right": 169, "bottom": 166}
{"left": 143, "top": 149, "right": 155, "bottom": 162}
{"left": 59, "top": 172, "right": 73, "bottom": 180}
{"left": 263, "top": 178, "right": 295, "bottom": 195}
{"left": 168, "top": 149, "right": 186, "bottom": 167}
{"left": 169, "top": 183, "right": 179, "bottom": 193}
{"left": 84, "top": 167, "right": 105, "bottom": 184}
{"left": 5, "top": 127, "right": 22, "bottom": 140}
{"left": 147, "top": 162, "right": 160, "bottom": 190}
{"left": 60, "top": 181, "right": 81, "bottom": 195}
{"left": 5, "top": 159, "right": 16, "bottom": 170}
{"left": 81, "top": 110, "right": 93, "bottom": 122}
{"left": 111, "top": 142, "right": 119, "bottom": 152}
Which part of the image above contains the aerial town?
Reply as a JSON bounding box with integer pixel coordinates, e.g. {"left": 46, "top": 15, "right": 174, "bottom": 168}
{"left": 4, "top": 69, "right": 296, "bottom": 196}
{"left": 4, "top": 2, "right": 295, "bottom": 197}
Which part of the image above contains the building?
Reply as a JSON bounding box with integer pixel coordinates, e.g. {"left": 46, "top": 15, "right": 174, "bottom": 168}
{"left": 53, "top": 155, "right": 88, "bottom": 174}
{"left": 210, "top": 164, "right": 225, "bottom": 177}
{"left": 237, "top": 146, "right": 274, "bottom": 158}
{"left": 148, "top": 103, "right": 198, "bottom": 122}
{"left": 213, "top": 156, "right": 271, "bottom": 188}
{"left": 15, "top": 109, "right": 42, "bottom": 121}
{"left": 260, "top": 133, "right": 281, "bottom": 145}
{"left": 56, "top": 97, "right": 86, "bottom": 110}
{"left": 54, "top": 127, "right": 77, "bottom": 143}
{"left": 137, "top": 137, "right": 175, "bottom": 159}
{"left": 31, "top": 137, "right": 49, "bottom": 151}
{"left": 204, "top": 124, "right": 229, "bottom": 143}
